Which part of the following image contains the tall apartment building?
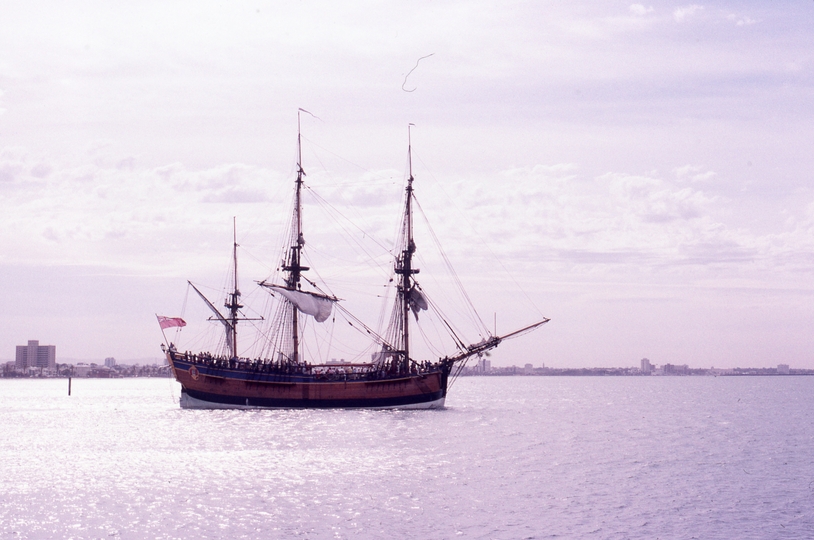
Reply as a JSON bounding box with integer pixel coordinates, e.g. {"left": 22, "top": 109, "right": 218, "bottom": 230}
{"left": 15, "top": 340, "right": 56, "bottom": 370}
{"left": 640, "top": 358, "right": 652, "bottom": 374}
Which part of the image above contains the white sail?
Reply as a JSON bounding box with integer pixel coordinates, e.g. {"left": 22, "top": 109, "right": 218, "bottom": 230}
{"left": 267, "top": 285, "right": 335, "bottom": 323}
{"left": 409, "top": 286, "right": 428, "bottom": 315}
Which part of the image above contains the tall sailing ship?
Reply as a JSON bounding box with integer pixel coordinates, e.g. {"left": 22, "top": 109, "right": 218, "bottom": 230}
{"left": 162, "top": 115, "right": 549, "bottom": 409}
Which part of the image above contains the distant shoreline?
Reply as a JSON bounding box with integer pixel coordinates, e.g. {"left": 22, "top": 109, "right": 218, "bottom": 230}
{"left": 461, "top": 371, "right": 814, "bottom": 377}
{"left": 3, "top": 371, "right": 813, "bottom": 380}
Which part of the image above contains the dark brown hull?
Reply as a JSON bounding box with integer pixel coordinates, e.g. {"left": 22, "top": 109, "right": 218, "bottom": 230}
{"left": 168, "top": 353, "right": 449, "bottom": 409}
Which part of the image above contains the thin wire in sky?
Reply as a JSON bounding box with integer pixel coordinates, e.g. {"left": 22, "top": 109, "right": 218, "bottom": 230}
{"left": 402, "top": 53, "right": 435, "bottom": 92}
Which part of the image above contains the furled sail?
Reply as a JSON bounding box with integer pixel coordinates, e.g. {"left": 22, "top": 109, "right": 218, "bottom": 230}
{"left": 408, "top": 286, "right": 428, "bottom": 316}
{"left": 266, "top": 285, "right": 335, "bottom": 323}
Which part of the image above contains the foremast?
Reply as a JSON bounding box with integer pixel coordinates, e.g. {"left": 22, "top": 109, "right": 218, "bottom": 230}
{"left": 393, "top": 125, "right": 419, "bottom": 373}
{"left": 383, "top": 125, "right": 551, "bottom": 375}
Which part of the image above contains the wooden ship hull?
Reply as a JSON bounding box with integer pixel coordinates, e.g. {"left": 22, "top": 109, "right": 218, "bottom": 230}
{"left": 159, "top": 118, "right": 548, "bottom": 411}
{"left": 168, "top": 352, "right": 450, "bottom": 409}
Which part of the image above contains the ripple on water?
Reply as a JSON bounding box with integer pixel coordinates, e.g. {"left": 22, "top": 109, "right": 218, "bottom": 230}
{"left": 2, "top": 376, "right": 814, "bottom": 539}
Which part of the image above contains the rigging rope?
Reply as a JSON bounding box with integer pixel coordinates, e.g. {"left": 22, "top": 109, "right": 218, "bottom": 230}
{"left": 412, "top": 196, "right": 490, "bottom": 338}
{"left": 413, "top": 152, "right": 547, "bottom": 321}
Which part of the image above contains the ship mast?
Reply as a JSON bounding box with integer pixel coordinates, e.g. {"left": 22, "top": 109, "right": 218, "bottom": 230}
{"left": 283, "top": 110, "right": 310, "bottom": 364}
{"left": 395, "top": 124, "right": 419, "bottom": 373}
{"left": 189, "top": 217, "right": 261, "bottom": 360}
{"left": 224, "top": 217, "right": 243, "bottom": 358}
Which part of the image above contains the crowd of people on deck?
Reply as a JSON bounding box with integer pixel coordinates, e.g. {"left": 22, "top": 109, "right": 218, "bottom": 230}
{"left": 173, "top": 349, "right": 443, "bottom": 381}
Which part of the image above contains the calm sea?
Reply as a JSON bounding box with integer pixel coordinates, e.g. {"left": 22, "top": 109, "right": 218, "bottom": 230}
{"left": 2, "top": 376, "right": 813, "bottom": 539}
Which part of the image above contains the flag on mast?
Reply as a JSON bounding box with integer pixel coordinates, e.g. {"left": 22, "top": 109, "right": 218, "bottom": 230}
{"left": 157, "top": 315, "right": 186, "bottom": 330}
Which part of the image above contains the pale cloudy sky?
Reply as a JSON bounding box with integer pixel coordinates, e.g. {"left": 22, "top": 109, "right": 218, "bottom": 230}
{"left": 2, "top": 1, "right": 813, "bottom": 368}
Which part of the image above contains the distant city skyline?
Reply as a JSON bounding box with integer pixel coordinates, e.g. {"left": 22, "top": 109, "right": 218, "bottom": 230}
{"left": 2, "top": 2, "right": 813, "bottom": 368}
{"left": 0, "top": 353, "right": 799, "bottom": 374}
{"left": 14, "top": 340, "right": 55, "bottom": 371}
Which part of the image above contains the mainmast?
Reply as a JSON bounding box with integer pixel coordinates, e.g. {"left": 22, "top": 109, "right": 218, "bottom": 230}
{"left": 282, "top": 109, "right": 310, "bottom": 364}
{"left": 224, "top": 217, "right": 243, "bottom": 358}
{"left": 395, "top": 124, "right": 419, "bottom": 373}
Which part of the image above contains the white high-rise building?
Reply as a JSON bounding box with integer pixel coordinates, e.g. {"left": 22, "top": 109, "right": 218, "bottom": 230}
{"left": 15, "top": 340, "right": 56, "bottom": 370}
{"left": 640, "top": 358, "right": 652, "bottom": 374}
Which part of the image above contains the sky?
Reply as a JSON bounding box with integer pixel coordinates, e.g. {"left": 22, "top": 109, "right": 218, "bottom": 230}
{"left": 1, "top": 1, "right": 813, "bottom": 368}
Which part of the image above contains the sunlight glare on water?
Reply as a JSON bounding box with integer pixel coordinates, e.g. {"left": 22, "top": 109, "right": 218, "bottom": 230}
{"left": 2, "top": 376, "right": 814, "bottom": 539}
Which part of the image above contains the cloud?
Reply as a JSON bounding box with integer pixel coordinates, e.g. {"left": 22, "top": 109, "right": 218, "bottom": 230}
{"left": 201, "top": 188, "right": 269, "bottom": 204}
{"left": 429, "top": 164, "right": 813, "bottom": 279}
{"left": 727, "top": 13, "right": 757, "bottom": 26}
{"left": 0, "top": 149, "right": 288, "bottom": 275}
{"left": 673, "top": 4, "right": 703, "bottom": 23}
{"left": 629, "top": 4, "right": 654, "bottom": 17}
{"left": 42, "top": 227, "right": 60, "bottom": 243}
{"left": 2, "top": 141, "right": 810, "bottom": 295}
{"left": 672, "top": 165, "right": 715, "bottom": 183}
{"left": 30, "top": 163, "right": 53, "bottom": 178}
{"left": 0, "top": 163, "right": 21, "bottom": 183}
{"left": 0, "top": 2, "right": 813, "bottom": 370}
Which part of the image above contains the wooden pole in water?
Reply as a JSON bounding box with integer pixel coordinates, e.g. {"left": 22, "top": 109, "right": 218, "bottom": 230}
{"left": 68, "top": 377, "right": 71, "bottom": 396}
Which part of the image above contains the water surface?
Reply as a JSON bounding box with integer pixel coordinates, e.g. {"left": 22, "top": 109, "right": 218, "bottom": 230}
{"left": 2, "top": 376, "right": 813, "bottom": 539}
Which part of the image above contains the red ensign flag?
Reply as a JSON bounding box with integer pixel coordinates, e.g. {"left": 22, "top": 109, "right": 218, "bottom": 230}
{"left": 157, "top": 315, "right": 186, "bottom": 330}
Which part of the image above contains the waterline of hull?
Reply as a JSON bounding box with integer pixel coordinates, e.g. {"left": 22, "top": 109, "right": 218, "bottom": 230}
{"left": 179, "top": 389, "right": 446, "bottom": 410}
